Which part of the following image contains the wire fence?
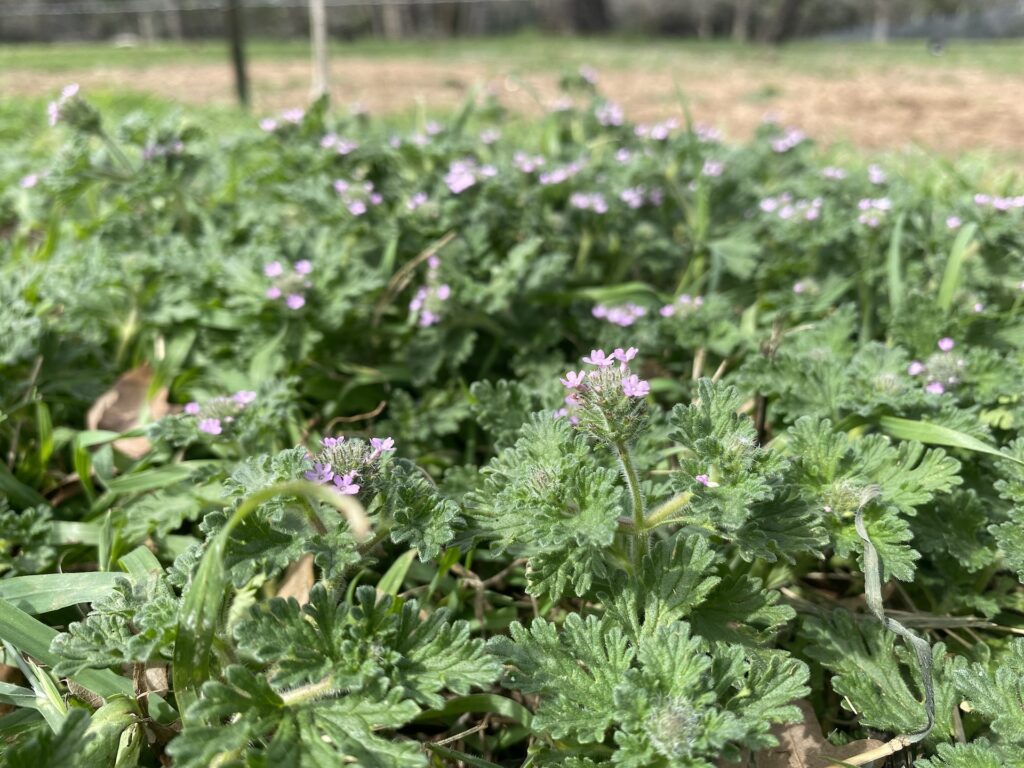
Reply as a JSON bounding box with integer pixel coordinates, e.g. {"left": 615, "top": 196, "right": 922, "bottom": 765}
{"left": 4, "top": 0, "right": 533, "bottom": 16}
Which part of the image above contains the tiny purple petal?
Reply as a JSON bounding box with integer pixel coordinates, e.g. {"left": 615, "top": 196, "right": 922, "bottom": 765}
{"left": 925, "top": 381, "right": 945, "bottom": 395}
{"left": 907, "top": 361, "right": 926, "bottom": 376}
{"left": 938, "top": 337, "right": 955, "bottom": 352}
{"left": 264, "top": 261, "right": 284, "bottom": 278}
{"left": 184, "top": 402, "right": 201, "bottom": 415}
{"left": 198, "top": 418, "right": 222, "bottom": 435}
{"left": 294, "top": 260, "right": 312, "bottom": 275}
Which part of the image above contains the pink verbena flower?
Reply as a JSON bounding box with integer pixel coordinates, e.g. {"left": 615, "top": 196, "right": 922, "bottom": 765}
{"left": 333, "top": 471, "right": 360, "bottom": 495}
{"left": 946, "top": 216, "right": 962, "bottom": 230}
{"left": 264, "top": 261, "right": 284, "bottom": 278}
{"left": 198, "top": 418, "right": 222, "bottom": 435}
{"left": 233, "top": 391, "right": 257, "bottom": 406}
{"left": 938, "top": 337, "right": 955, "bottom": 352}
{"left": 583, "top": 349, "right": 614, "bottom": 367}
{"left": 294, "top": 260, "right": 312, "bottom": 275}
{"left": 184, "top": 402, "right": 201, "bottom": 415}
{"left": 560, "top": 370, "right": 586, "bottom": 389}
{"left": 613, "top": 347, "right": 638, "bottom": 364}
{"left": 322, "top": 436, "right": 344, "bottom": 448}
{"left": 907, "top": 361, "right": 926, "bottom": 376}
{"left": 266, "top": 286, "right": 282, "bottom": 300}
{"left": 925, "top": 381, "right": 945, "bottom": 395}
{"left": 304, "top": 462, "right": 334, "bottom": 484}
{"left": 621, "top": 374, "right": 650, "bottom": 398}
{"left": 286, "top": 294, "right": 306, "bottom": 310}
{"left": 369, "top": 437, "right": 395, "bottom": 459}
{"left": 695, "top": 474, "right": 720, "bottom": 488}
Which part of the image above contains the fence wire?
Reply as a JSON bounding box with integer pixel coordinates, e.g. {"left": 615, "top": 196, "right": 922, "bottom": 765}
{"left": 5, "top": 0, "right": 532, "bottom": 17}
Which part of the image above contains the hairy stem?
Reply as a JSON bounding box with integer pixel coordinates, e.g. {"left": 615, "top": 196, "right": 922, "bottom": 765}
{"left": 614, "top": 440, "right": 647, "bottom": 566}
{"left": 643, "top": 491, "right": 694, "bottom": 531}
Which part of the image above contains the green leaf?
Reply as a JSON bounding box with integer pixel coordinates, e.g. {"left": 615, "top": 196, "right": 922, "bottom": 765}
{"left": 937, "top": 222, "right": 978, "bottom": 312}
{"left": 0, "top": 463, "right": 48, "bottom": 510}
{"left": 488, "top": 613, "right": 633, "bottom": 743}
{"left": 377, "top": 550, "right": 416, "bottom": 596}
{"left": 0, "top": 598, "right": 132, "bottom": 699}
{"left": 887, "top": 212, "right": 906, "bottom": 316}
{"left": 0, "top": 572, "right": 121, "bottom": 614}
{"left": 878, "top": 415, "right": 1022, "bottom": 466}
{"left": 955, "top": 638, "right": 1024, "bottom": 745}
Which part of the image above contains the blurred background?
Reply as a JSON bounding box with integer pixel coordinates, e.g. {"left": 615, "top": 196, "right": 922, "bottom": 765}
{"left": 1, "top": 0, "right": 1022, "bottom": 157}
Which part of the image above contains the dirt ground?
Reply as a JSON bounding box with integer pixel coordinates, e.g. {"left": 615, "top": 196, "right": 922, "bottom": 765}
{"left": 4, "top": 55, "right": 1023, "bottom": 155}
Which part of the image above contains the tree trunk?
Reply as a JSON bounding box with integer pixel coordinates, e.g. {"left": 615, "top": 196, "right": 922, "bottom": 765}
{"left": 163, "top": 0, "right": 184, "bottom": 40}
{"left": 873, "top": 0, "right": 891, "bottom": 43}
{"left": 380, "top": 4, "right": 406, "bottom": 39}
{"left": 696, "top": 0, "right": 714, "bottom": 39}
{"left": 732, "top": 0, "right": 752, "bottom": 42}
{"left": 309, "top": 0, "right": 329, "bottom": 99}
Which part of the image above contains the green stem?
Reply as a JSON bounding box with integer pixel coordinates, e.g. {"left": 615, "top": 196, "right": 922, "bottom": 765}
{"left": 643, "top": 492, "right": 694, "bottom": 530}
{"left": 279, "top": 676, "right": 338, "bottom": 706}
{"left": 614, "top": 440, "right": 647, "bottom": 566}
{"left": 100, "top": 131, "right": 135, "bottom": 174}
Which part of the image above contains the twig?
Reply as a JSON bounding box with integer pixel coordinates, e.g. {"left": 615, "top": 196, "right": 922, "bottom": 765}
{"left": 372, "top": 231, "right": 456, "bottom": 326}
{"left": 431, "top": 720, "right": 487, "bottom": 746}
{"left": 827, "top": 734, "right": 913, "bottom": 767}
{"left": 324, "top": 400, "right": 387, "bottom": 431}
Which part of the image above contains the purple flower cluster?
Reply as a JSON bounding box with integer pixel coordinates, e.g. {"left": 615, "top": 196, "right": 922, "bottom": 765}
{"left": 694, "top": 123, "right": 722, "bottom": 143}
{"left": 593, "top": 302, "right": 647, "bottom": 327}
{"left": 409, "top": 255, "right": 451, "bottom": 327}
{"left": 539, "top": 160, "right": 585, "bottom": 187}
{"left": 47, "top": 83, "right": 80, "bottom": 127}
{"left": 635, "top": 118, "right": 678, "bottom": 141}
{"left": 822, "top": 166, "right": 847, "bottom": 180}
{"left": 569, "top": 192, "right": 608, "bottom": 213}
{"left": 701, "top": 159, "right": 725, "bottom": 178}
{"left": 185, "top": 390, "right": 257, "bottom": 436}
{"left": 770, "top": 127, "right": 806, "bottom": 153}
{"left": 406, "top": 192, "right": 429, "bottom": 211}
{"left": 595, "top": 102, "right": 624, "bottom": 127}
{"left": 264, "top": 260, "right": 312, "bottom": 309}
{"left": 445, "top": 159, "right": 496, "bottom": 194}
{"left": 974, "top": 193, "right": 1024, "bottom": 212}
{"left": 619, "top": 185, "right": 663, "bottom": 209}
{"left": 334, "top": 179, "right": 383, "bottom": 216}
{"left": 302, "top": 434, "right": 396, "bottom": 496}
{"left": 857, "top": 197, "right": 892, "bottom": 227}
{"left": 907, "top": 337, "right": 964, "bottom": 395}
{"left": 659, "top": 294, "right": 704, "bottom": 317}
{"left": 760, "top": 193, "right": 822, "bottom": 222}
{"left": 479, "top": 128, "right": 501, "bottom": 145}
{"left": 946, "top": 215, "right": 962, "bottom": 230}
{"left": 259, "top": 108, "right": 304, "bottom": 132}
{"left": 513, "top": 152, "right": 546, "bottom": 174}
{"left": 868, "top": 164, "right": 887, "bottom": 185}
{"left": 320, "top": 133, "right": 359, "bottom": 155}
{"left": 555, "top": 347, "right": 649, "bottom": 423}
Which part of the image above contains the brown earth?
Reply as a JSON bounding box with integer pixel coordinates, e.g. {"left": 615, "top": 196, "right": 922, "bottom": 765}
{"left": 3, "top": 56, "right": 1023, "bottom": 155}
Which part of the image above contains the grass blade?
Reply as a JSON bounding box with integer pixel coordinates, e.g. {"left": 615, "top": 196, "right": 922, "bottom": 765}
{"left": 0, "top": 573, "right": 121, "bottom": 614}
{"left": 878, "top": 415, "right": 1023, "bottom": 466}
{"left": 937, "top": 222, "right": 978, "bottom": 311}
{"left": 173, "top": 481, "right": 368, "bottom": 722}
{"left": 376, "top": 550, "right": 416, "bottom": 597}
{"left": 0, "top": 598, "right": 132, "bottom": 699}
{"left": 886, "top": 212, "right": 906, "bottom": 316}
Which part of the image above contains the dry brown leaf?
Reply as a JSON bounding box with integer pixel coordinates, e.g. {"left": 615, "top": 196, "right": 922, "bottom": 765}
{"left": 753, "top": 700, "right": 885, "bottom": 768}
{"left": 85, "top": 364, "right": 170, "bottom": 459}
{"left": 276, "top": 554, "right": 315, "bottom": 605}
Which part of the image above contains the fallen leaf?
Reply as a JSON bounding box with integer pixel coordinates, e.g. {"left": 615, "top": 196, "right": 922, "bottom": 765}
{"left": 753, "top": 700, "right": 885, "bottom": 768}
{"left": 276, "top": 554, "right": 315, "bottom": 605}
{"left": 85, "top": 364, "right": 169, "bottom": 459}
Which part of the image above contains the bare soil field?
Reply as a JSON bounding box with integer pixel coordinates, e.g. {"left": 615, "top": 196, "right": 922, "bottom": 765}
{"left": 3, "top": 51, "right": 1022, "bottom": 155}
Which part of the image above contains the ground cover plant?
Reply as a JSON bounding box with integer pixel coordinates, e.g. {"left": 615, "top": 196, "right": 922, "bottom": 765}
{"left": 1, "top": 75, "right": 1024, "bottom": 766}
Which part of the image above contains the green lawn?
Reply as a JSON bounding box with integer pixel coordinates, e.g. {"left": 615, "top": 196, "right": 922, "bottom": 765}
{"left": 1, "top": 33, "right": 1022, "bottom": 75}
